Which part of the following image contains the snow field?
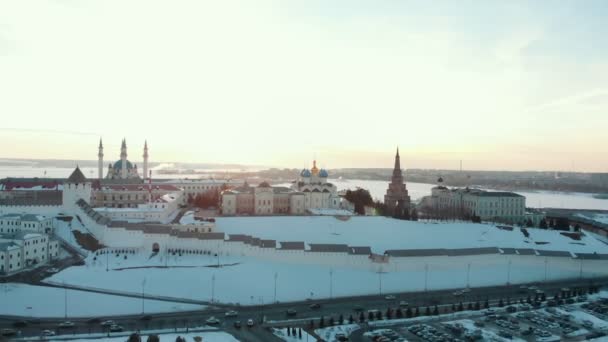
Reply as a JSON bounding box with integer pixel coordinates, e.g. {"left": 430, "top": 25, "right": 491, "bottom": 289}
{"left": 1, "top": 283, "right": 203, "bottom": 318}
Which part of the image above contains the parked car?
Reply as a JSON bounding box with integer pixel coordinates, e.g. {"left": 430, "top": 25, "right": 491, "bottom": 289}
{"left": 506, "top": 306, "right": 517, "bottom": 313}
{"left": 13, "top": 321, "right": 27, "bottom": 328}
{"left": 233, "top": 321, "right": 241, "bottom": 328}
{"left": 225, "top": 310, "right": 238, "bottom": 317}
{"left": 309, "top": 303, "right": 321, "bottom": 310}
{"left": 109, "top": 325, "right": 123, "bottom": 332}
{"left": 58, "top": 321, "right": 75, "bottom": 329}
{"left": 384, "top": 295, "right": 396, "bottom": 300}
{"left": 100, "top": 320, "right": 115, "bottom": 327}
{"left": 41, "top": 330, "right": 55, "bottom": 336}
{"left": 399, "top": 301, "right": 409, "bottom": 307}
{"left": 46, "top": 268, "right": 59, "bottom": 274}
{"left": 206, "top": 317, "right": 221, "bottom": 325}
{"left": 247, "top": 319, "right": 255, "bottom": 327}
{"left": 286, "top": 308, "right": 297, "bottom": 316}
{"left": 1, "top": 329, "right": 16, "bottom": 337}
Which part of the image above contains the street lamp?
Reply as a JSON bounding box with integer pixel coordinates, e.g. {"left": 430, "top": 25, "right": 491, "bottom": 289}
{"left": 329, "top": 269, "right": 334, "bottom": 299}
{"left": 424, "top": 263, "right": 429, "bottom": 292}
{"left": 211, "top": 274, "right": 216, "bottom": 303}
{"left": 544, "top": 258, "right": 549, "bottom": 282}
{"left": 466, "top": 262, "right": 471, "bottom": 288}
{"left": 141, "top": 277, "right": 146, "bottom": 314}
{"left": 507, "top": 259, "right": 512, "bottom": 285}
{"left": 579, "top": 259, "right": 584, "bottom": 280}
{"left": 274, "top": 272, "right": 278, "bottom": 303}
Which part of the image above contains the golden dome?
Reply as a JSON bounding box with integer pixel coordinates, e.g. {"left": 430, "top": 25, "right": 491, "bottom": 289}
{"left": 311, "top": 160, "right": 320, "bottom": 176}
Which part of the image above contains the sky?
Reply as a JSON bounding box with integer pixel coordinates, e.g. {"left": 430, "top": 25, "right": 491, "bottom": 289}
{"left": 0, "top": 1, "right": 607, "bottom": 172}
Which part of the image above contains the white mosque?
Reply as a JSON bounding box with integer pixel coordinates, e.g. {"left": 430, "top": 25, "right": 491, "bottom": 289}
{"left": 98, "top": 138, "right": 149, "bottom": 181}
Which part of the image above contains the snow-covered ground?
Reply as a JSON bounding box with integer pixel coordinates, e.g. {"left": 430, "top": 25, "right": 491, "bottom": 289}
{"left": 43, "top": 245, "right": 604, "bottom": 305}
{"left": 41, "top": 330, "right": 238, "bottom": 342}
{"left": 1, "top": 283, "right": 203, "bottom": 318}
{"left": 215, "top": 216, "right": 608, "bottom": 255}
{"left": 315, "top": 324, "right": 359, "bottom": 341}
{"left": 272, "top": 327, "right": 313, "bottom": 341}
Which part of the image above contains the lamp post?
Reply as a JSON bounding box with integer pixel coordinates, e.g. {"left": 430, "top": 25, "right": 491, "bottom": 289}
{"left": 424, "top": 264, "right": 429, "bottom": 292}
{"left": 329, "top": 269, "right": 334, "bottom": 299}
{"left": 507, "top": 259, "right": 512, "bottom": 285}
{"left": 274, "top": 272, "right": 278, "bottom": 303}
{"left": 544, "top": 258, "right": 549, "bottom": 282}
{"left": 106, "top": 248, "right": 109, "bottom": 272}
{"left": 579, "top": 259, "right": 584, "bottom": 280}
{"left": 211, "top": 274, "right": 216, "bottom": 303}
{"left": 466, "top": 262, "right": 471, "bottom": 288}
{"left": 141, "top": 277, "right": 146, "bottom": 314}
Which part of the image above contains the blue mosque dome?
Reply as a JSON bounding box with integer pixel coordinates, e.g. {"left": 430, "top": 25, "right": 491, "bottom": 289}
{"left": 300, "top": 169, "right": 312, "bottom": 177}
{"left": 319, "top": 169, "right": 329, "bottom": 177}
{"left": 113, "top": 159, "right": 134, "bottom": 170}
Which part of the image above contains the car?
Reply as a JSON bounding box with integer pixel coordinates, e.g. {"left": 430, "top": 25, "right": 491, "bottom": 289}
{"left": 309, "top": 303, "right": 321, "bottom": 310}
{"left": 13, "top": 320, "right": 27, "bottom": 328}
{"left": 58, "top": 321, "right": 75, "bottom": 329}
{"left": 452, "top": 291, "right": 463, "bottom": 296}
{"left": 353, "top": 305, "right": 365, "bottom": 312}
{"left": 87, "top": 318, "right": 101, "bottom": 324}
{"left": 140, "top": 315, "right": 152, "bottom": 321}
{"left": 41, "top": 330, "right": 55, "bottom": 336}
{"left": 1, "top": 329, "right": 16, "bottom": 337}
{"left": 247, "top": 319, "right": 254, "bottom": 327}
{"left": 461, "top": 288, "right": 471, "bottom": 293}
{"left": 233, "top": 321, "right": 241, "bottom": 328}
{"left": 206, "top": 316, "right": 220, "bottom": 325}
{"left": 286, "top": 308, "right": 297, "bottom": 316}
{"left": 46, "top": 268, "right": 59, "bottom": 274}
{"left": 384, "top": 295, "right": 396, "bottom": 300}
{"left": 109, "top": 324, "right": 123, "bottom": 332}
{"left": 399, "top": 301, "right": 409, "bottom": 307}
{"left": 225, "top": 310, "right": 238, "bottom": 317}
{"left": 506, "top": 306, "right": 517, "bottom": 313}
{"left": 100, "top": 320, "right": 115, "bottom": 327}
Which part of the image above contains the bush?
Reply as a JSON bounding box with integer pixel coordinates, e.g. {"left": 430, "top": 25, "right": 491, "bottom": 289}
{"left": 147, "top": 335, "right": 159, "bottom": 342}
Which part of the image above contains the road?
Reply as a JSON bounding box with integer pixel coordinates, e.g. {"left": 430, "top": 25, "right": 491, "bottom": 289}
{"left": 2, "top": 276, "right": 606, "bottom": 341}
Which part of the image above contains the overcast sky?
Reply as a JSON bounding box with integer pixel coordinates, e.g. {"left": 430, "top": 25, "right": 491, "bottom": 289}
{"left": 1, "top": 1, "right": 607, "bottom": 171}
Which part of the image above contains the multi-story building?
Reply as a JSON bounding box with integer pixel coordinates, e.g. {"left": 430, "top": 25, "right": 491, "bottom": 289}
{"left": 93, "top": 192, "right": 182, "bottom": 223}
{"left": 0, "top": 232, "right": 59, "bottom": 275}
{"left": 429, "top": 185, "right": 526, "bottom": 224}
{"left": 0, "top": 213, "right": 54, "bottom": 234}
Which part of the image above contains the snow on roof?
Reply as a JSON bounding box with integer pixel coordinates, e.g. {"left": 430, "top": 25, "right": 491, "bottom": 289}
{"left": 279, "top": 241, "right": 305, "bottom": 250}
{"left": 214, "top": 216, "right": 608, "bottom": 256}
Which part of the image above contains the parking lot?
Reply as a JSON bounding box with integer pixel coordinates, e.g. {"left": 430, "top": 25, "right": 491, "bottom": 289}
{"left": 359, "top": 291, "right": 608, "bottom": 341}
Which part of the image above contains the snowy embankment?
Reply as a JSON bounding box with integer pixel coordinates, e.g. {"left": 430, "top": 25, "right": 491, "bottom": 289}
{"left": 0, "top": 283, "right": 203, "bottom": 318}
{"left": 215, "top": 216, "right": 608, "bottom": 255}
{"left": 44, "top": 246, "right": 607, "bottom": 306}
{"left": 31, "top": 330, "right": 239, "bottom": 342}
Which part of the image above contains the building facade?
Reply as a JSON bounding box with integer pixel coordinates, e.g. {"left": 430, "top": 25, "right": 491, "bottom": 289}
{"left": 0, "top": 232, "right": 59, "bottom": 275}
{"left": 0, "top": 213, "right": 54, "bottom": 234}
{"left": 221, "top": 161, "right": 342, "bottom": 216}
{"left": 429, "top": 186, "right": 526, "bottom": 224}
{"left": 384, "top": 148, "right": 411, "bottom": 217}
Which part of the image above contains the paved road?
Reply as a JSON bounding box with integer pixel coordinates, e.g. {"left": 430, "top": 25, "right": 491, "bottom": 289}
{"left": 2, "top": 276, "right": 606, "bottom": 341}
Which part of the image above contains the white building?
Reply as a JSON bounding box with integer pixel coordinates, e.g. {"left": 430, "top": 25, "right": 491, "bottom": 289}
{"left": 0, "top": 213, "right": 54, "bottom": 234}
{"left": 93, "top": 192, "right": 182, "bottom": 223}
{"left": 0, "top": 232, "right": 59, "bottom": 275}
{"left": 429, "top": 185, "right": 527, "bottom": 224}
